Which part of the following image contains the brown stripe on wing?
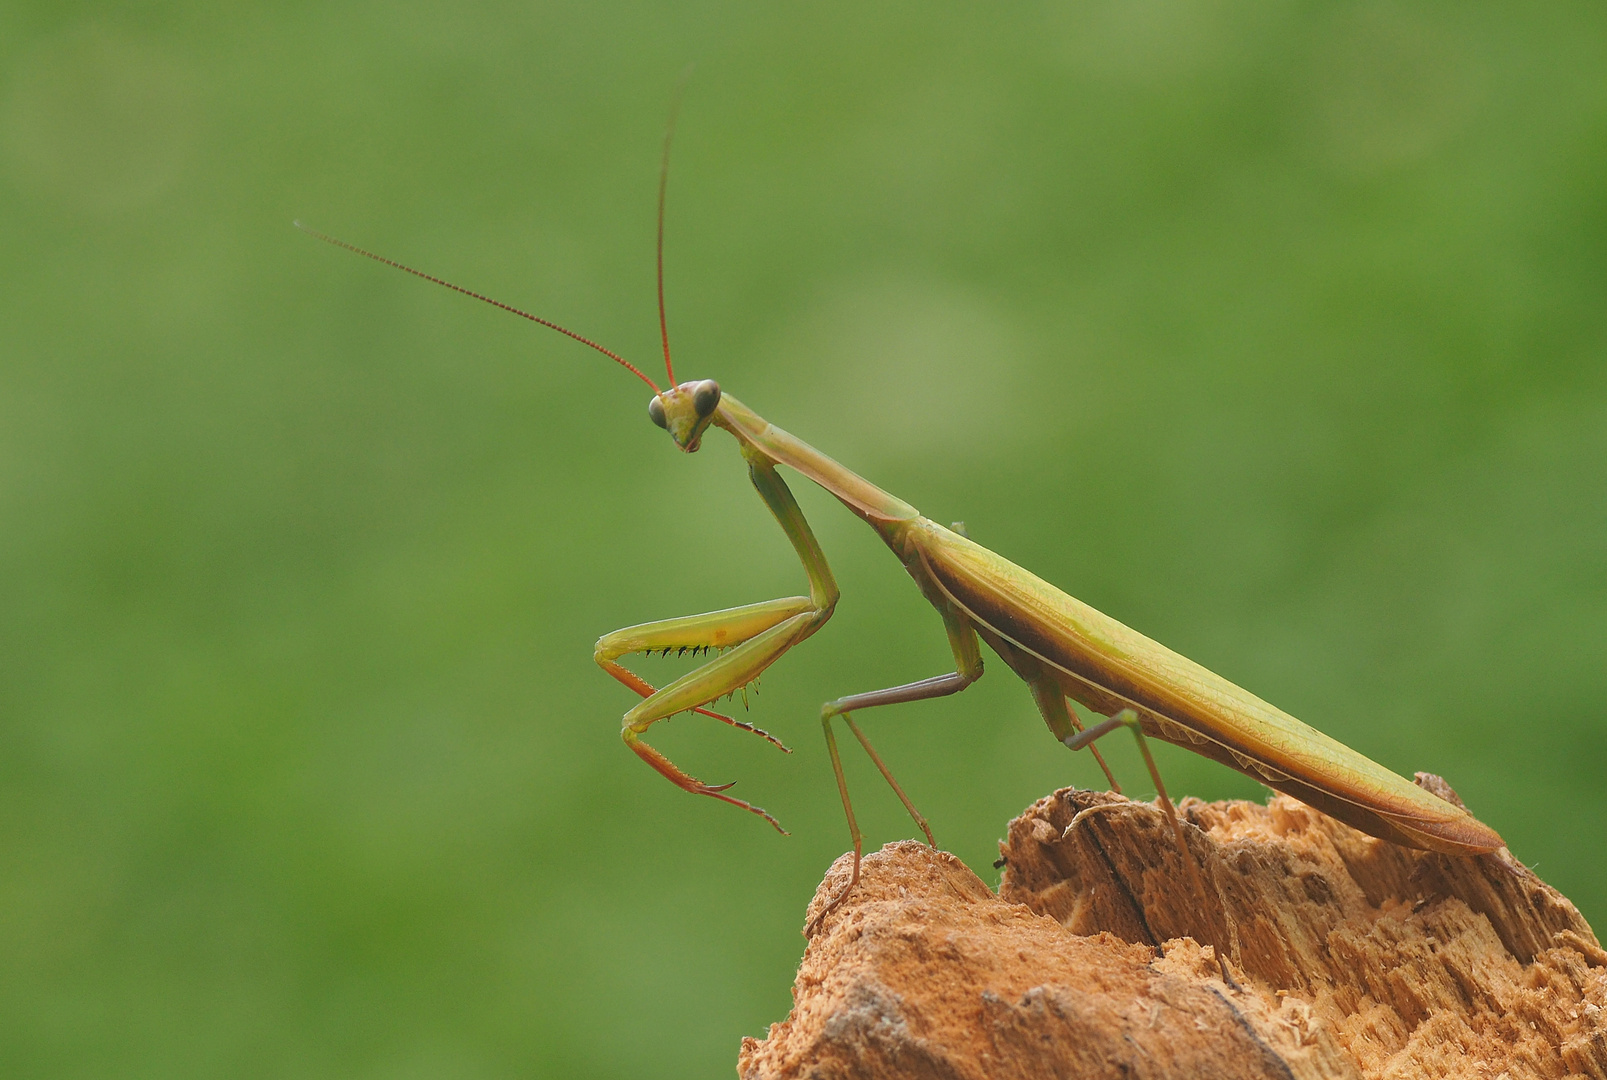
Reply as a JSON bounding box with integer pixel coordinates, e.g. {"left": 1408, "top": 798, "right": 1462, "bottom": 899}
{"left": 914, "top": 523, "right": 1503, "bottom": 855}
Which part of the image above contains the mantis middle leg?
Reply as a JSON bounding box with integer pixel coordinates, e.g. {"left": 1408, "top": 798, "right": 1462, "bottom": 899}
{"left": 593, "top": 454, "right": 838, "bottom": 832}
{"left": 807, "top": 576, "right": 985, "bottom": 935}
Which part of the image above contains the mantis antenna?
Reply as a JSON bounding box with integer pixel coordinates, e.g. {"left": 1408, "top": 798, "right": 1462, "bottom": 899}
{"left": 656, "top": 64, "right": 695, "bottom": 388}
{"left": 292, "top": 220, "right": 663, "bottom": 394}
{"left": 300, "top": 69, "right": 696, "bottom": 394}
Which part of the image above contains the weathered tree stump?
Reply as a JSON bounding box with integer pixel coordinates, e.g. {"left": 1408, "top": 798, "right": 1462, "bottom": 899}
{"left": 739, "top": 780, "right": 1606, "bottom": 1079}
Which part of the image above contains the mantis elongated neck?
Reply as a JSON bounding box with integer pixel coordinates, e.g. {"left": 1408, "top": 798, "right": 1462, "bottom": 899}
{"left": 713, "top": 395, "right": 920, "bottom": 526}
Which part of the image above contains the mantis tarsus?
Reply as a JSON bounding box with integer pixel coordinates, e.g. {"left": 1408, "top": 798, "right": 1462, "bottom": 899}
{"left": 300, "top": 109, "right": 1504, "bottom": 936}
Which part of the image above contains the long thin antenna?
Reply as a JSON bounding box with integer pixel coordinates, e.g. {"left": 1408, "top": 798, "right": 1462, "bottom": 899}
{"left": 295, "top": 221, "right": 662, "bottom": 394}
{"left": 657, "top": 64, "right": 695, "bottom": 389}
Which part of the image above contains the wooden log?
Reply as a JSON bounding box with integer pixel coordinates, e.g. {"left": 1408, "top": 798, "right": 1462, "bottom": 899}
{"left": 739, "top": 779, "right": 1606, "bottom": 1079}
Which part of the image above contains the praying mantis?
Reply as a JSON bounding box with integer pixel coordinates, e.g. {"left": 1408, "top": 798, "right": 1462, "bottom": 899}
{"left": 300, "top": 106, "right": 1504, "bottom": 936}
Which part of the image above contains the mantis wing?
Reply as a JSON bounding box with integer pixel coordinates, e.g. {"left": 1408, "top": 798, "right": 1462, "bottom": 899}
{"left": 909, "top": 518, "right": 1503, "bottom": 856}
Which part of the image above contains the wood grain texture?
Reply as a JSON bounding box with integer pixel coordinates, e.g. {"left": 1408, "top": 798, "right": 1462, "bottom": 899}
{"left": 740, "top": 780, "right": 1605, "bottom": 1079}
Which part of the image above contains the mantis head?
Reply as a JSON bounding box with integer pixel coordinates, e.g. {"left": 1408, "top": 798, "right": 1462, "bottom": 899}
{"left": 649, "top": 379, "right": 721, "bottom": 452}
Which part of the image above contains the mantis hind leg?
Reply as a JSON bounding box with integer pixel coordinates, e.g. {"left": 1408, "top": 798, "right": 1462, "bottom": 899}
{"left": 1027, "top": 677, "right": 1122, "bottom": 792}
{"left": 1066, "top": 709, "right": 1208, "bottom": 899}
{"left": 983, "top": 630, "right": 1122, "bottom": 792}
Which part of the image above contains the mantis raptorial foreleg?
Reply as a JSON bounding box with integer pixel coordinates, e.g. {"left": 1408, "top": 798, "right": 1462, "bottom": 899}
{"left": 593, "top": 455, "right": 839, "bottom": 832}
{"left": 595, "top": 598, "right": 815, "bottom": 748}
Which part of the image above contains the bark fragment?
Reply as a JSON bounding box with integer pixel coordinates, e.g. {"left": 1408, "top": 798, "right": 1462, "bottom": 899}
{"left": 740, "top": 784, "right": 1605, "bottom": 1080}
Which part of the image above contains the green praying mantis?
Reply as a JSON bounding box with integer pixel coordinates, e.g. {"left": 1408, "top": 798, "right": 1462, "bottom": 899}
{"left": 300, "top": 109, "right": 1504, "bottom": 936}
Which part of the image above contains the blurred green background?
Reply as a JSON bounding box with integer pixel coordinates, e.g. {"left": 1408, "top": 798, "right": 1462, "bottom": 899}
{"left": 2, "top": 2, "right": 1604, "bottom": 1076}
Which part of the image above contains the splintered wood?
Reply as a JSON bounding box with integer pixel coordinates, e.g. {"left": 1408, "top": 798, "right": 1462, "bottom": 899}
{"left": 739, "top": 782, "right": 1606, "bottom": 1080}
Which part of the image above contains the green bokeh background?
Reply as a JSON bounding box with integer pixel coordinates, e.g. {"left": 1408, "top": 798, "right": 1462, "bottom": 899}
{"left": 3, "top": 3, "right": 1605, "bottom": 1076}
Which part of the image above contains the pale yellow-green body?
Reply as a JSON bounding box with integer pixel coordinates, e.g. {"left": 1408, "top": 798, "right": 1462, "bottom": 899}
{"left": 302, "top": 221, "right": 1503, "bottom": 939}
{"left": 688, "top": 391, "right": 1502, "bottom": 862}
{"left": 907, "top": 517, "right": 1498, "bottom": 854}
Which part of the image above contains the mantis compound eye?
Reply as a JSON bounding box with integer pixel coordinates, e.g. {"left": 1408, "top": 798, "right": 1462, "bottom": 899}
{"left": 648, "top": 394, "right": 668, "bottom": 429}
{"left": 693, "top": 379, "right": 721, "bottom": 418}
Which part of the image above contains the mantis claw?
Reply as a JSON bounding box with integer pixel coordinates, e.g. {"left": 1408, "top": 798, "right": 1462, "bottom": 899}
{"left": 804, "top": 855, "right": 860, "bottom": 938}
{"left": 627, "top": 732, "right": 790, "bottom": 834}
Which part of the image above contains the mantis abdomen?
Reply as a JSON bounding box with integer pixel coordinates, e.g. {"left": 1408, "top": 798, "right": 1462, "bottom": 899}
{"left": 908, "top": 517, "right": 1503, "bottom": 856}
